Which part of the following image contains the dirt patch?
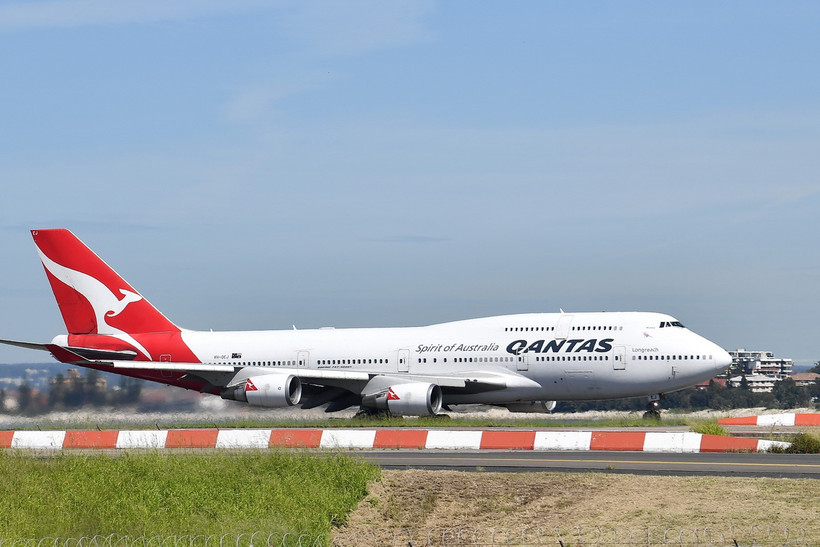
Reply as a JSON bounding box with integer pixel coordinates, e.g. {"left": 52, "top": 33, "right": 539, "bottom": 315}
{"left": 334, "top": 471, "right": 820, "bottom": 545}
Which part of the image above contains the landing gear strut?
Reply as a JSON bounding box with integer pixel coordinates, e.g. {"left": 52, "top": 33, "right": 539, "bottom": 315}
{"left": 643, "top": 394, "right": 663, "bottom": 421}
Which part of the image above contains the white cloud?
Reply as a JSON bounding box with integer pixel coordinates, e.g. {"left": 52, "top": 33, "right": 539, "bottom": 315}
{"left": 222, "top": 71, "right": 333, "bottom": 125}
{"left": 285, "top": 0, "right": 434, "bottom": 56}
{"left": 0, "top": 0, "right": 270, "bottom": 30}
{"left": 0, "top": 0, "right": 436, "bottom": 55}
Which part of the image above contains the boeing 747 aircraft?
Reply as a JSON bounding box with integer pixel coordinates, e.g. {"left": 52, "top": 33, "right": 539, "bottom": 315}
{"left": 1, "top": 229, "right": 731, "bottom": 417}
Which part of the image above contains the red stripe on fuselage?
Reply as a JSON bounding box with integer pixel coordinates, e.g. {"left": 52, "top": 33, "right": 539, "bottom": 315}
{"left": 67, "top": 331, "right": 201, "bottom": 363}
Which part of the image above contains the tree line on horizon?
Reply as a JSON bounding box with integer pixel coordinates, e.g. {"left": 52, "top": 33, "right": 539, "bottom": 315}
{"left": 1, "top": 363, "right": 819, "bottom": 415}
{"left": 0, "top": 369, "right": 143, "bottom": 414}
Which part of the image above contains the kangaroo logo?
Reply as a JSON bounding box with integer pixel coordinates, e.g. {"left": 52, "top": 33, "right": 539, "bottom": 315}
{"left": 108, "top": 289, "right": 142, "bottom": 318}
{"left": 36, "top": 247, "right": 152, "bottom": 359}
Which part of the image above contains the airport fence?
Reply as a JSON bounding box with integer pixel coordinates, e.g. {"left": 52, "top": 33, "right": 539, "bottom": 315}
{"left": 0, "top": 527, "right": 816, "bottom": 547}
{"left": 0, "top": 534, "right": 322, "bottom": 547}
{"left": 334, "top": 526, "right": 816, "bottom": 546}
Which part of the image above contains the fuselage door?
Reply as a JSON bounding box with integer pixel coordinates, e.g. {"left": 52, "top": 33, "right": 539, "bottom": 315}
{"left": 614, "top": 346, "right": 626, "bottom": 370}
{"left": 554, "top": 315, "right": 574, "bottom": 340}
{"left": 517, "top": 352, "right": 529, "bottom": 371}
{"left": 397, "top": 348, "right": 410, "bottom": 372}
{"left": 297, "top": 350, "right": 309, "bottom": 368}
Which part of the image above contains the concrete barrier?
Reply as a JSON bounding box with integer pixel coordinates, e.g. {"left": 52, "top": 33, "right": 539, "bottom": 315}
{"left": 718, "top": 413, "right": 820, "bottom": 426}
{"left": 0, "top": 428, "right": 789, "bottom": 452}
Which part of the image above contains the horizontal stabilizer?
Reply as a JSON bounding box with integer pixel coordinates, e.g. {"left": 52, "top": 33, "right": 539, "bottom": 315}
{"left": 41, "top": 344, "right": 236, "bottom": 372}
{"left": 45, "top": 344, "right": 91, "bottom": 364}
{"left": 0, "top": 339, "right": 50, "bottom": 352}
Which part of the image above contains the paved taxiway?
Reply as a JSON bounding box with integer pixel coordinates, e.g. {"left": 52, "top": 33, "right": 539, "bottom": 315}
{"left": 358, "top": 450, "right": 820, "bottom": 478}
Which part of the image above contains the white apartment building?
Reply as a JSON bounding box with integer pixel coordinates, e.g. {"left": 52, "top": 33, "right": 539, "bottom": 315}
{"left": 727, "top": 374, "right": 778, "bottom": 392}
{"left": 729, "top": 349, "right": 794, "bottom": 379}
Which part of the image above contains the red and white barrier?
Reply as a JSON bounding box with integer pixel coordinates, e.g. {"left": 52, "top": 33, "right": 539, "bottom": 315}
{"left": 718, "top": 413, "right": 820, "bottom": 427}
{"left": 0, "top": 429, "right": 787, "bottom": 452}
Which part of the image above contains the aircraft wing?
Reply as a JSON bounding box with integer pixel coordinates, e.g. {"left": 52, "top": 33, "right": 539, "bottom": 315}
{"left": 40, "top": 343, "right": 523, "bottom": 389}
{"left": 104, "top": 360, "right": 517, "bottom": 392}
{"left": 114, "top": 363, "right": 524, "bottom": 391}
{"left": 27, "top": 343, "right": 540, "bottom": 413}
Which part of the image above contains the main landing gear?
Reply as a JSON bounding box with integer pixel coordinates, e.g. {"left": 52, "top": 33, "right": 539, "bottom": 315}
{"left": 643, "top": 394, "right": 663, "bottom": 421}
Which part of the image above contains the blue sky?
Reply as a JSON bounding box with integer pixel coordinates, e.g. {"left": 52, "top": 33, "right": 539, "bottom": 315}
{"left": 1, "top": 1, "right": 819, "bottom": 366}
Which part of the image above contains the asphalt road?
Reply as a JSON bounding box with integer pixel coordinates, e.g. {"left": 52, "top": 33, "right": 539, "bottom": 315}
{"left": 357, "top": 450, "right": 820, "bottom": 478}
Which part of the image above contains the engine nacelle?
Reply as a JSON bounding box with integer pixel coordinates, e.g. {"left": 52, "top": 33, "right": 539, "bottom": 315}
{"left": 362, "top": 382, "right": 443, "bottom": 416}
{"left": 505, "top": 400, "right": 557, "bottom": 414}
{"left": 220, "top": 374, "right": 302, "bottom": 408}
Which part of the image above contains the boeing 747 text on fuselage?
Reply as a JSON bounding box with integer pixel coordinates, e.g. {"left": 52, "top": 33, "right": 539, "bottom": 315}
{"left": 1, "top": 229, "right": 731, "bottom": 417}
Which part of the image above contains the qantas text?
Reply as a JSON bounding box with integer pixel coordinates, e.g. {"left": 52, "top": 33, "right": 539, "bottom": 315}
{"left": 506, "top": 338, "right": 614, "bottom": 355}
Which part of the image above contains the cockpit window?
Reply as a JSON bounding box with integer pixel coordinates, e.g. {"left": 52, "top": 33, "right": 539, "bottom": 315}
{"left": 659, "top": 321, "right": 685, "bottom": 328}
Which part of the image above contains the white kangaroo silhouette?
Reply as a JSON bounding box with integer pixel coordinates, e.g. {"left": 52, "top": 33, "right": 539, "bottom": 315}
{"left": 36, "top": 247, "right": 153, "bottom": 359}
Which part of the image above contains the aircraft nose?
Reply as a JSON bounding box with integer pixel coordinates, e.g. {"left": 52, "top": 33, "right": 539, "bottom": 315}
{"left": 714, "top": 348, "right": 732, "bottom": 374}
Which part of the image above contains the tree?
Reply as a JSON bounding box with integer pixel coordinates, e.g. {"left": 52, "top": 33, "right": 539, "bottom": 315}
{"left": 49, "top": 373, "right": 67, "bottom": 409}
{"left": 117, "top": 376, "right": 143, "bottom": 404}
{"left": 85, "top": 369, "right": 107, "bottom": 406}
{"left": 17, "top": 381, "right": 32, "bottom": 414}
{"left": 772, "top": 377, "right": 811, "bottom": 409}
{"left": 65, "top": 373, "right": 86, "bottom": 407}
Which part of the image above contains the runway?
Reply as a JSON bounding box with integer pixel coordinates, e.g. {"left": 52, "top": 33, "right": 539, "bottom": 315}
{"left": 358, "top": 450, "right": 820, "bottom": 478}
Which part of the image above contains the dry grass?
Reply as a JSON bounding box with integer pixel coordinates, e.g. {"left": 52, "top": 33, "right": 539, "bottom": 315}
{"left": 334, "top": 470, "right": 820, "bottom": 545}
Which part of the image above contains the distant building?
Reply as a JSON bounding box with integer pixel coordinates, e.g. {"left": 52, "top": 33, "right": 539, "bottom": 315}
{"left": 728, "top": 374, "right": 777, "bottom": 393}
{"left": 695, "top": 378, "right": 727, "bottom": 390}
{"left": 791, "top": 372, "right": 819, "bottom": 388}
{"left": 729, "top": 349, "right": 793, "bottom": 379}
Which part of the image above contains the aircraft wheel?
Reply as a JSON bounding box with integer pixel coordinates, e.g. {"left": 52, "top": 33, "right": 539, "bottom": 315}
{"left": 643, "top": 409, "right": 662, "bottom": 421}
{"left": 643, "top": 397, "right": 662, "bottom": 421}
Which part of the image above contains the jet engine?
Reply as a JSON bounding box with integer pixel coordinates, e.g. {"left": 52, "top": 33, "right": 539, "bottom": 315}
{"left": 220, "top": 374, "right": 302, "bottom": 407}
{"left": 504, "top": 400, "right": 557, "bottom": 413}
{"left": 362, "top": 382, "right": 443, "bottom": 416}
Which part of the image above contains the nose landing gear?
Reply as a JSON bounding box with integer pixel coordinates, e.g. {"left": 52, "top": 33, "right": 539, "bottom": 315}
{"left": 643, "top": 394, "right": 663, "bottom": 421}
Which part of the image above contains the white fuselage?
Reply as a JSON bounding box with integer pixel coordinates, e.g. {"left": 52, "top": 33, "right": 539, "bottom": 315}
{"left": 179, "top": 311, "right": 730, "bottom": 404}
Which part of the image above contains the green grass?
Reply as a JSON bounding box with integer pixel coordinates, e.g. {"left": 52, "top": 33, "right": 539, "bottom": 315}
{"left": 781, "top": 432, "right": 820, "bottom": 453}
{"left": 688, "top": 419, "right": 730, "bottom": 436}
{"left": 0, "top": 451, "right": 379, "bottom": 542}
